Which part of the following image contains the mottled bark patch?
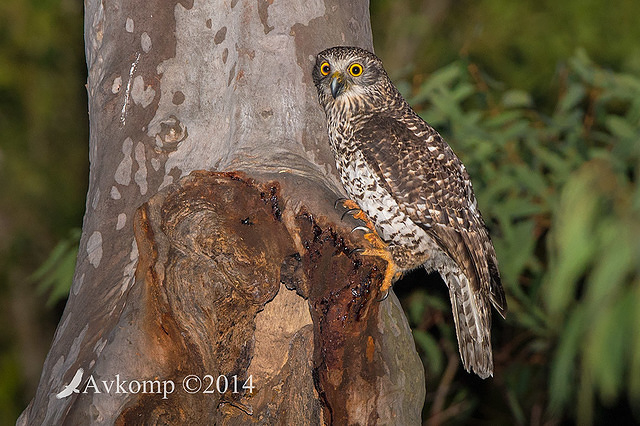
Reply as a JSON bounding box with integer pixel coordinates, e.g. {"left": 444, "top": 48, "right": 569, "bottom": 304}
{"left": 296, "top": 211, "right": 387, "bottom": 425}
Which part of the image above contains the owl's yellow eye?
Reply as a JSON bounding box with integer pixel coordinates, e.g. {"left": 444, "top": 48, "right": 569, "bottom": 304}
{"left": 349, "top": 63, "right": 363, "bottom": 77}
{"left": 320, "top": 62, "right": 331, "bottom": 76}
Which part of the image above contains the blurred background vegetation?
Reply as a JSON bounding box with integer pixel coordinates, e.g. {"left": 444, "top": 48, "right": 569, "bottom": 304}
{"left": 0, "top": 0, "right": 639, "bottom": 424}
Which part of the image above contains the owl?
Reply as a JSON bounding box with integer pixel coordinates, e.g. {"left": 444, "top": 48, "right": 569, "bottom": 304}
{"left": 312, "top": 46, "right": 507, "bottom": 379}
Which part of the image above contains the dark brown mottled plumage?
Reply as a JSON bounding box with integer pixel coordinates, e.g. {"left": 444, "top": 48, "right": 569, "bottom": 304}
{"left": 312, "top": 46, "right": 507, "bottom": 378}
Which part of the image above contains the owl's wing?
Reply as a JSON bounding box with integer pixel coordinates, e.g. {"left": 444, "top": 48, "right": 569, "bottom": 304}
{"left": 354, "top": 113, "right": 507, "bottom": 318}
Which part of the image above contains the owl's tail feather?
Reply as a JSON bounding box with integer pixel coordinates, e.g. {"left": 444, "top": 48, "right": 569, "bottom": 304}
{"left": 445, "top": 271, "right": 493, "bottom": 379}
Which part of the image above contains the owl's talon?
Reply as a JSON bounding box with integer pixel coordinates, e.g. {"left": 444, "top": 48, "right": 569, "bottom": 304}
{"left": 338, "top": 199, "right": 398, "bottom": 293}
{"left": 378, "top": 289, "right": 390, "bottom": 302}
{"left": 340, "top": 200, "right": 377, "bottom": 232}
{"left": 351, "top": 225, "right": 371, "bottom": 234}
{"left": 334, "top": 197, "right": 348, "bottom": 209}
{"left": 341, "top": 208, "right": 361, "bottom": 221}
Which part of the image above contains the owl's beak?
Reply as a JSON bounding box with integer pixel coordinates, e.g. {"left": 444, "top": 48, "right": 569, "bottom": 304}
{"left": 330, "top": 72, "right": 345, "bottom": 99}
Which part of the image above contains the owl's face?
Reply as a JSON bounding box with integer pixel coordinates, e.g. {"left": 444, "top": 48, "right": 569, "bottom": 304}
{"left": 312, "top": 46, "right": 389, "bottom": 112}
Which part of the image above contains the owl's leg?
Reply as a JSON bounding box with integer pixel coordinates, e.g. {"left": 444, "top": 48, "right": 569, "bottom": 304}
{"left": 340, "top": 199, "right": 399, "bottom": 293}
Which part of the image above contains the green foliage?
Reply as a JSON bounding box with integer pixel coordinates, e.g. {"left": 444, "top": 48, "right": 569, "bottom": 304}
{"left": 372, "top": 0, "right": 640, "bottom": 107}
{"left": 401, "top": 50, "right": 640, "bottom": 424}
{"left": 30, "top": 228, "right": 80, "bottom": 306}
{"left": 0, "top": 355, "right": 22, "bottom": 426}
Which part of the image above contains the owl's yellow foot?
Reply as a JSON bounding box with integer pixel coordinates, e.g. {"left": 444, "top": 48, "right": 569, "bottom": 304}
{"left": 341, "top": 199, "right": 377, "bottom": 233}
{"left": 339, "top": 199, "right": 399, "bottom": 293}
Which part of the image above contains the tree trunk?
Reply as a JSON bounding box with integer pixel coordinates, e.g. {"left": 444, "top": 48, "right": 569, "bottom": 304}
{"left": 19, "top": 1, "right": 425, "bottom": 424}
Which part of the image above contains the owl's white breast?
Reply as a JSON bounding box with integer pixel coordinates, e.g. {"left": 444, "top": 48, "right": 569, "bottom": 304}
{"left": 339, "top": 151, "right": 421, "bottom": 243}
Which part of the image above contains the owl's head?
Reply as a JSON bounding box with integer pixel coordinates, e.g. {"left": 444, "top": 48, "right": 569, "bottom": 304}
{"left": 312, "top": 46, "right": 391, "bottom": 112}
